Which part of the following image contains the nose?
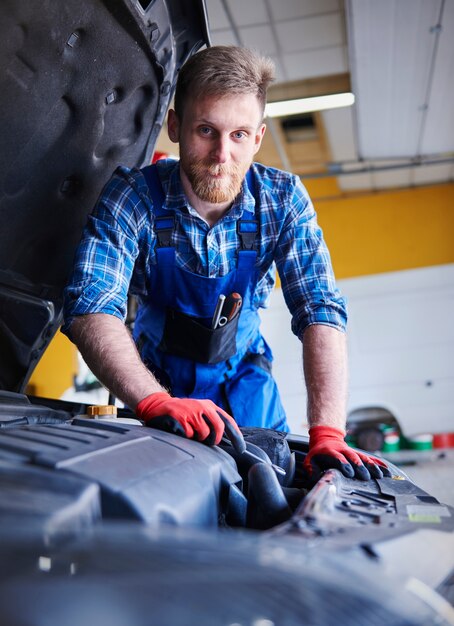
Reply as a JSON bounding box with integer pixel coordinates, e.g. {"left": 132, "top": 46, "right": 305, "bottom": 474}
{"left": 211, "top": 134, "right": 230, "bottom": 163}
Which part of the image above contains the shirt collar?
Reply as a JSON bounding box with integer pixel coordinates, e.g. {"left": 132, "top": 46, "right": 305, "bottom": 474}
{"left": 156, "top": 159, "right": 186, "bottom": 211}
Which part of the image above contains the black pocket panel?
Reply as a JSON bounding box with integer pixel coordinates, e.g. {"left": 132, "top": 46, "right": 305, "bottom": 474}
{"left": 159, "top": 307, "right": 239, "bottom": 364}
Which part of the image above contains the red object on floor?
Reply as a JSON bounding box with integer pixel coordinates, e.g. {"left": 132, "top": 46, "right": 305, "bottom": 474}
{"left": 432, "top": 433, "right": 454, "bottom": 448}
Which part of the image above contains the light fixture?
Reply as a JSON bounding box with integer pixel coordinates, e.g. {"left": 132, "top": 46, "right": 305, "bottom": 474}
{"left": 265, "top": 92, "right": 355, "bottom": 118}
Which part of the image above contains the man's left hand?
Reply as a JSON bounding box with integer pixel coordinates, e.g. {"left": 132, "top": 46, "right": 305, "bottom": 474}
{"left": 304, "top": 424, "right": 391, "bottom": 480}
{"left": 136, "top": 392, "right": 240, "bottom": 446}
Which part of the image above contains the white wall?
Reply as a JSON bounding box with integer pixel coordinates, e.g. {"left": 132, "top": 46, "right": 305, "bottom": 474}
{"left": 260, "top": 264, "right": 454, "bottom": 437}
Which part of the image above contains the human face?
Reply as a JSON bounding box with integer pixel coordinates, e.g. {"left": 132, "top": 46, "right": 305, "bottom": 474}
{"left": 168, "top": 93, "right": 266, "bottom": 205}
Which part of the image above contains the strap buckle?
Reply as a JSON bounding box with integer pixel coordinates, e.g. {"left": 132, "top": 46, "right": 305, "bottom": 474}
{"left": 237, "top": 219, "right": 258, "bottom": 251}
{"left": 154, "top": 216, "right": 175, "bottom": 248}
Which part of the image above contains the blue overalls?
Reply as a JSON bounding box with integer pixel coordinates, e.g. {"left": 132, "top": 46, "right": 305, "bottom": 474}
{"left": 133, "top": 164, "right": 289, "bottom": 432}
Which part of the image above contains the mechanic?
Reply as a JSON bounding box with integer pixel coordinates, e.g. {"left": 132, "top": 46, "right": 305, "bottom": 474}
{"left": 63, "top": 45, "right": 389, "bottom": 481}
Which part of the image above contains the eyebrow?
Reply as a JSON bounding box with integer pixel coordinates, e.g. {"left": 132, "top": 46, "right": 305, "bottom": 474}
{"left": 195, "top": 118, "right": 257, "bottom": 132}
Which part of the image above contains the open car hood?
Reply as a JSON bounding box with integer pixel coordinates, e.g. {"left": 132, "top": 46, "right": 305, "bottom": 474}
{"left": 0, "top": 0, "right": 210, "bottom": 392}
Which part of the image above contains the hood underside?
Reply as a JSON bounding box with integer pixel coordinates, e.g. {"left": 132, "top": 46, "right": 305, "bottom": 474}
{"left": 0, "top": 0, "right": 209, "bottom": 391}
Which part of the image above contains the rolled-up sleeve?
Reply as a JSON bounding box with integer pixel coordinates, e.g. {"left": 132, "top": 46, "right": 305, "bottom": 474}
{"left": 274, "top": 178, "right": 347, "bottom": 339}
{"left": 62, "top": 169, "right": 144, "bottom": 336}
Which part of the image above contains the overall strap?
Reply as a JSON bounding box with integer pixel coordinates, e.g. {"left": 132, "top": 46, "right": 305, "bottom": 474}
{"left": 142, "top": 164, "right": 174, "bottom": 233}
{"left": 236, "top": 168, "right": 259, "bottom": 294}
{"left": 238, "top": 168, "right": 259, "bottom": 254}
{"left": 141, "top": 164, "right": 175, "bottom": 304}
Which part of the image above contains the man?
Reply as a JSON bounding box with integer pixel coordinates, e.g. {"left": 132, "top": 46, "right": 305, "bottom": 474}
{"left": 63, "top": 46, "right": 389, "bottom": 481}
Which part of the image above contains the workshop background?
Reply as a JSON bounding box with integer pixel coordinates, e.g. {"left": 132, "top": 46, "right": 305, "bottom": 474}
{"left": 28, "top": 0, "right": 454, "bottom": 485}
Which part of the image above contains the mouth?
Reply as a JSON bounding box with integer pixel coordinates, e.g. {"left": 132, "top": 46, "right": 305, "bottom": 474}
{"left": 207, "top": 165, "right": 229, "bottom": 179}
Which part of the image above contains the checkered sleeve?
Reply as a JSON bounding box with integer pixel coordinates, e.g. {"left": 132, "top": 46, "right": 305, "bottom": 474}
{"left": 62, "top": 168, "right": 146, "bottom": 335}
{"left": 274, "top": 176, "right": 347, "bottom": 338}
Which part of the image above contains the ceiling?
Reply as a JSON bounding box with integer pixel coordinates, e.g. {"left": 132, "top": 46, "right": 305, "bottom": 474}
{"left": 158, "top": 0, "right": 454, "bottom": 194}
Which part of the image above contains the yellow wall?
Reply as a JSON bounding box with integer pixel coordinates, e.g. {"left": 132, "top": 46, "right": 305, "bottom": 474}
{"left": 305, "top": 179, "right": 454, "bottom": 278}
{"left": 27, "top": 330, "right": 77, "bottom": 399}
{"left": 305, "top": 179, "right": 454, "bottom": 279}
{"left": 153, "top": 128, "right": 454, "bottom": 277}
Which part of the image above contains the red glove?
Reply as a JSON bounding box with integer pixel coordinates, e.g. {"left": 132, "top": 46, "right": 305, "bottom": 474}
{"left": 136, "top": 392, "right": 241, "bottom": 446}
{"left": 304, "top": 425, "right": 391, "bottom": 481}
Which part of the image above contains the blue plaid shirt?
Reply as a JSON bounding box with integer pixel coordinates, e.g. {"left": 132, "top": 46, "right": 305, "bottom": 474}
{"left": 63, "top": 159, "right": 347, "bottom": 338}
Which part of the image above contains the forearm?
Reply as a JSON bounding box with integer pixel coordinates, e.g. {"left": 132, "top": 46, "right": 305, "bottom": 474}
{"left": 302, "top": 324, "right": 348, "bottom": 431}
{"left": 69, "top": 313, "right": 165, "bottom": 409}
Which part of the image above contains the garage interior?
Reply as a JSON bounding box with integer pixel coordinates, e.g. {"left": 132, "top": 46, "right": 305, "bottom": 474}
{"left": 0, "top": 2, "right": 453, "bottom": 623}
{"left": 25, "top": 0, "right": 454, "bottom": 505}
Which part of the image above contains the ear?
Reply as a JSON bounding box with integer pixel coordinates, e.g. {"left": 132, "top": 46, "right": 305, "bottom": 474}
{"left": 167, "top": 109, "right": 180, "bottom": 144}
{"left": 253, "top": 123, "right": 266, "bottom": 155}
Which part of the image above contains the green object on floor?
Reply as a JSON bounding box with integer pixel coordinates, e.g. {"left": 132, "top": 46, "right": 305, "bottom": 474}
{"left": 382, "top": 425, "right": 400, "bottom": 452}
{"left": 407, "top": 434, "right": 433, "bottom": 451}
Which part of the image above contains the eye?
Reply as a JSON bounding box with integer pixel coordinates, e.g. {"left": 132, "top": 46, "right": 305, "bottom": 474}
{"left": 232, "top": 131, "right": 247, "bottom": 140}
{"left": 198, "top": 126, "right": 213, "bottom": 136}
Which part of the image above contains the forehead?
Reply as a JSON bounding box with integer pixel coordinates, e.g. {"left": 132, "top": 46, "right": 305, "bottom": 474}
{"left": 183, "top": 93, "right": 263, "bottom": 128}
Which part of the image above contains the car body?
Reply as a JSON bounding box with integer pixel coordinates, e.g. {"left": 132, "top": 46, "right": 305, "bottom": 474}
{"left": 0, "top": 2, "right": 453, "bottom": 625}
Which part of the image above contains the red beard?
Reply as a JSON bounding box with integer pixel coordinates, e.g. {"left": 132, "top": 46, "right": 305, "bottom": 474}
{"left": 184, "top": 158, "right": 250, "bottom": 204}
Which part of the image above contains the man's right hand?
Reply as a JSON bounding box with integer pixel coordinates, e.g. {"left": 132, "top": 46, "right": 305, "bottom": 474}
{"left": 136, "top": 392, "right": 240, "bottom": 446}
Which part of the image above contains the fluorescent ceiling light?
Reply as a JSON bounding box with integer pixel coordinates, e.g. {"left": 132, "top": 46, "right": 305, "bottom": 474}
{"left": 265, "top": 92, "right": 355, "bottom": 118}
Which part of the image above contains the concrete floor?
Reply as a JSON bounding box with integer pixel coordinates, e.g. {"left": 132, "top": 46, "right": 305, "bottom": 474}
{"left": 384, "top": 448, "right": 454, "bottom": 507}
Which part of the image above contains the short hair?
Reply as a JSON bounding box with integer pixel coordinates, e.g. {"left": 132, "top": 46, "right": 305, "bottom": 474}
{"left": 174, "top": 45, "right": 275, "bottom": 120}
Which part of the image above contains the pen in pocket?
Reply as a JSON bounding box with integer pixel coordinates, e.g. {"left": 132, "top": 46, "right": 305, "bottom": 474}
{"left": 211, "top": 294, "right": 226, "bottom": 329}
{"left": 217, "top": 292, "right": 242, "bottom": 327}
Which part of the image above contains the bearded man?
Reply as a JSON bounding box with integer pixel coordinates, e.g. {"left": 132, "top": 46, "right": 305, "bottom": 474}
{"left": 63, "top": 46, "right": 389, "bottom": 481}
